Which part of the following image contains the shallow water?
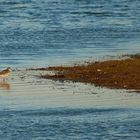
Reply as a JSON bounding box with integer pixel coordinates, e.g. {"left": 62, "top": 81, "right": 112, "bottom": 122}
{"left": 0, "top": 0, "right": 140, "bottom": 68}
{"left": 0, "top": 0, "right": 140, "bottom": 139}
{"left": 0, "top": 70, "right": 140, "bottom": 109}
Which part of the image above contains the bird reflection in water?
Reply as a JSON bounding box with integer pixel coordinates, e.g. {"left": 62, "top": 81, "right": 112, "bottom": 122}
{"left": 0, "top": 81, "right": 10, "bottom": 91}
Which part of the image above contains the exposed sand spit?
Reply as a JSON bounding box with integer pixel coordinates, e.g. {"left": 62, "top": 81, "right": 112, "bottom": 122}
{"left": 34, "top": 54, "right": 140, "bottom": 91}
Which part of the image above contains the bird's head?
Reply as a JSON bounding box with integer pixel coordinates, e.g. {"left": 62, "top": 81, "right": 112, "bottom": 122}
{"left": 7, "top": 67, "right": 11, "bottom": 71}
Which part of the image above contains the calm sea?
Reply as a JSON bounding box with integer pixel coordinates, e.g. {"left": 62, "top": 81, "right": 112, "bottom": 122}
{"left": 0, "top": 0, "right": 140, "bottom": 68}
{"left": 0, "top": 108, "right": 140, "bottom": 140}
{"left": 0, "top": 0, "right": 140, "bottom": 139}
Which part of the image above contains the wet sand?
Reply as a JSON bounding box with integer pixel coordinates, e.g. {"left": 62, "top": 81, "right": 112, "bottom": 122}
{"left": 34, "top": 54, "right": 140, "bottom": 91}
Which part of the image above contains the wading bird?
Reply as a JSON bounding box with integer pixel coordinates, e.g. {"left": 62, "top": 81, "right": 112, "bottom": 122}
{"left": 0, "top": 67, "right": 11, "bottom": 81}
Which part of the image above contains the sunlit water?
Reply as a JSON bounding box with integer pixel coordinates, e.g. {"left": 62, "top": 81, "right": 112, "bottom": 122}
{"left": 0, "top": 0, "right": 140, "bottom": 139}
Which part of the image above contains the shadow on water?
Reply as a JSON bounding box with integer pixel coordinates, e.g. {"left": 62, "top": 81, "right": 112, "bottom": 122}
{"left": 0, "top": 81, "right": 10, "bottom": 91}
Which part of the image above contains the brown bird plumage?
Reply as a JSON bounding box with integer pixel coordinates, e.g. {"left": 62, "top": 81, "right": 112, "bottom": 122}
{"left": 0, "top": 68, "right": 11, "bottom": 80}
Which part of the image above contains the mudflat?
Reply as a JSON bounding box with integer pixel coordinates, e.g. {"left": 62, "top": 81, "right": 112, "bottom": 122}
{"left": 34, "top": 54, "right": 140, "bottom": 90}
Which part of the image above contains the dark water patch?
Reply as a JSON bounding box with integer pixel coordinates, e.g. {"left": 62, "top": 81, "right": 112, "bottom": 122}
{"left": 0, "top": 108, "right": 121, "bottom": 117}
{"left": 0, "top": 0, "right": 33, "bottom": 5}
{"left": 0, "top": 10, "right": 8, "bottom": 13}
{"left": 21, "top": 108, "right": 121, "bottom": 117}
{"left": 70, "top": 11, "right": 112, "bottom": 17}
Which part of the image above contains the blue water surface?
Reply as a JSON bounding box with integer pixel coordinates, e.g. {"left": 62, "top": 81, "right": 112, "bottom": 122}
{"left": 0, "top": 0, "right": 140, "bottom": 68}
{"left": 0, "top": 107, "right": 140, "bottom": 140}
